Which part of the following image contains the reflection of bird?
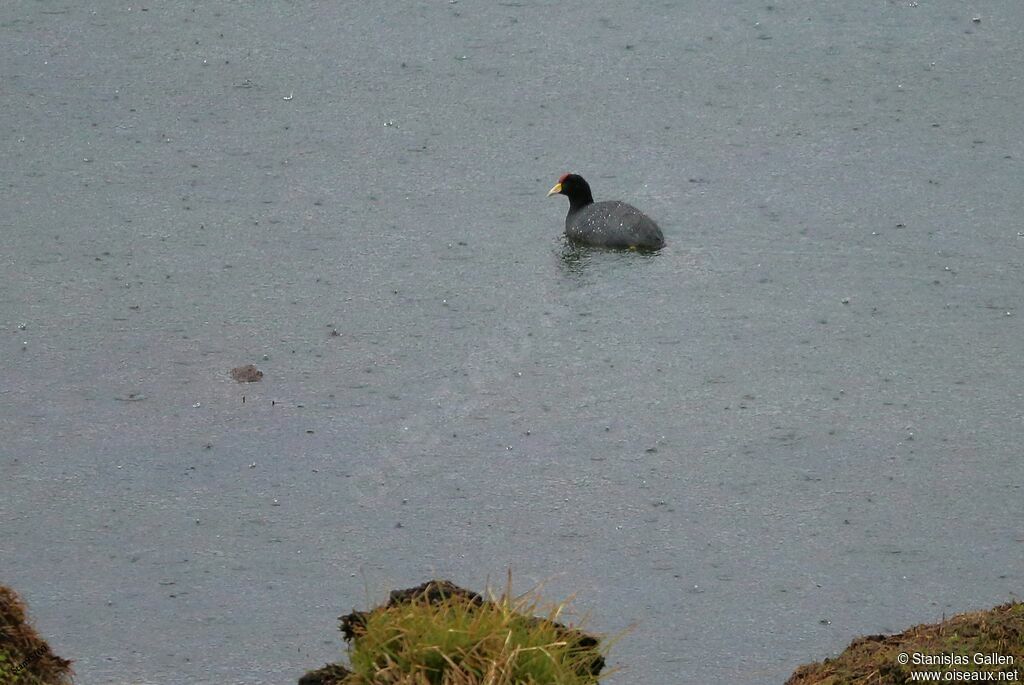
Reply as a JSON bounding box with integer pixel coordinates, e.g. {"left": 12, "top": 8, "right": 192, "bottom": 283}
{"left": 548, "top": 173, "right": 664, "bottom": 250}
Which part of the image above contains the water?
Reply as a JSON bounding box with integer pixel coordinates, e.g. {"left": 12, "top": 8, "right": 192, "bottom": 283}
{"left": 2, "top": 2, "right": 1023, "bottom": 683}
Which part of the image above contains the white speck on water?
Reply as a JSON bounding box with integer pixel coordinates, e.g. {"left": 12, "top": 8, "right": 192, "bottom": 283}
{"left": 283, "top": 92, "right": 294, "bottom": 101}
{"left": 192, "top": 402, "right": 201, "bottom": 408}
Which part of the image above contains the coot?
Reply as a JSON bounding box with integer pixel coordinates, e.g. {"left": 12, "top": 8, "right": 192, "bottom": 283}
{"left": 547, "top": 173, "right": 664, "bottom": 250}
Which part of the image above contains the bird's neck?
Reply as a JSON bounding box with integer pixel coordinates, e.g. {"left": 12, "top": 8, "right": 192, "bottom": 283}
{"left": 567, "top": 191, "right": 594, "bottom": 212}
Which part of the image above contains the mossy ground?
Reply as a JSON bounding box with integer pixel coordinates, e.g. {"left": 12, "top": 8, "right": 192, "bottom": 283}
{"left": 787, "top": 602, "right": 1024, "bottom": 685}
{"left": 300, "top": 579, "right": 607, "bottom": 685}
{"left": 0, "top": 585, "right": 72, "bottom": 685}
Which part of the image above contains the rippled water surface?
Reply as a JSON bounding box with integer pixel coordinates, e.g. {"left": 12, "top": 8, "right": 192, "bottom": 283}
{"left": 2, "top": 3, "right": 1023, "bottom": 683}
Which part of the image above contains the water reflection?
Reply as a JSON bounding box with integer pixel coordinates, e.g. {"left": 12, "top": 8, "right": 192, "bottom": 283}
{"left": 556, "top": 239, "right": 663, "bottom": 277}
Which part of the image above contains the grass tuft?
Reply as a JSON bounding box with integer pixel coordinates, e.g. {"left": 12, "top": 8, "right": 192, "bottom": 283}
{"left": 787, "top": 601, "right": 1024, "bottom": 685}
{"left": 305, "top": 577, "right": 607, "bottom": 685}
{"left": 0, "top": 585, "right": 73, "bottom": 685}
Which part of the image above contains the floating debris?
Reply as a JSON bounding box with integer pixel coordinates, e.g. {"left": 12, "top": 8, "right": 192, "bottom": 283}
{"left": 114, "top": 392, "right": 147, "bottom": 402}
{"left": 230, "top": 364, "right": 263, "bottom": 382}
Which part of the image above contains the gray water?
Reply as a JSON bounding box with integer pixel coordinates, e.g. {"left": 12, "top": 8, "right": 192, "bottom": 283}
{"left": 2, "top": 2, "right": 1023, "bottom": 684}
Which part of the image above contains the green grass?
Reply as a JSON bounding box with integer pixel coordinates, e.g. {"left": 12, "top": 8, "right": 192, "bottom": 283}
{"left": 340, "top": 580, "right": 607, "bottom": 685}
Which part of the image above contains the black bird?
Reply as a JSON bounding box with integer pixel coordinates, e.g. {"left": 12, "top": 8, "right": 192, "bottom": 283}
{"left": 547, "top": 173, "right": 664, "bottom": 250}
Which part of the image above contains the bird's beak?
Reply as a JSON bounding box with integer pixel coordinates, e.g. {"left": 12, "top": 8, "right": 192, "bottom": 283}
{"left": 547, "top": 182, "right": 562, "bottom": 197}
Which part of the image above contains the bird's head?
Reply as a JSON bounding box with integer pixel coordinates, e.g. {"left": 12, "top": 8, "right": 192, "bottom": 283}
{"left": 544, "top": 172, "right": 593, "bottom": 204}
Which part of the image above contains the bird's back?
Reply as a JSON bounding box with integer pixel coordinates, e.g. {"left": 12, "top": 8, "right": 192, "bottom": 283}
{"left": 566, "top": 200, "right": 664, "bottom": 249}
